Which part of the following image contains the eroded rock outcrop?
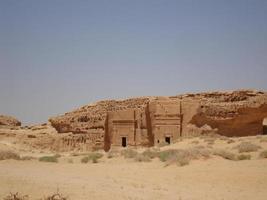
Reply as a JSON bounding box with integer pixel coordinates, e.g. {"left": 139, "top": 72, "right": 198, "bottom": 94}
{"left": 49, "top": 90, "right": 267, "bottom": 150}
{"left": 0, "top": 115, "right": 21, "bottom": 127}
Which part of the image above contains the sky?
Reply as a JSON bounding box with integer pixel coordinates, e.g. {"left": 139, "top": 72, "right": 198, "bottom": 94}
{"left": 0, "top": 0, "right": 267, "bottom": 125}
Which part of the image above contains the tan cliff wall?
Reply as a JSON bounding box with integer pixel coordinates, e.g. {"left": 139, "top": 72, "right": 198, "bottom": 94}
{"left": 49, "top": 90, "right": 267, "bottom": 151}
{"left": 0, "top": 115, "right": 21, "bottom": 127}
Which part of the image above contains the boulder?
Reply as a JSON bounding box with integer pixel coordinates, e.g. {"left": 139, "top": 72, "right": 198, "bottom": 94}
{"left": 0, "top": 115, "right": 21, "bottom": 127}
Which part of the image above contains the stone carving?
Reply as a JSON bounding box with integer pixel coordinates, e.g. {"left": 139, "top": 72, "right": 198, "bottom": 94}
{"left": 49, "top": 90, "right": 267, "bottom": 151}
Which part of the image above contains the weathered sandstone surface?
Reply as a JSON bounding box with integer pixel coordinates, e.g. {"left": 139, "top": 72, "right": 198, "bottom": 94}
{"left": 0, "top": 115, "right": 21, "bottom": 127}
{"left": 48, "top": 90, "right": 267, "bottom": 151}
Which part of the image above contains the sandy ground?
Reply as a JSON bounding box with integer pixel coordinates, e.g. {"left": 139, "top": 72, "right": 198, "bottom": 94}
{"left": 1, "top": 134, "right": 267, "bottom": 200}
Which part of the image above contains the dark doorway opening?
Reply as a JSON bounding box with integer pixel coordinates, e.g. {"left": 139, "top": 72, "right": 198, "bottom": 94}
{"left": 263, "top": 126, "right": 267, "bottom": 135}
{"left": 122, "top": 137, "right": 127, "bottom": 147}
{"left": 165, "top": 136, "right": 171, "bottom": 144}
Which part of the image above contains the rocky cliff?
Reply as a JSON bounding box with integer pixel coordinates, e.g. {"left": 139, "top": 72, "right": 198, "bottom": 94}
{"left": 49, "top": 90, "right": 267, "bottom": 138}
{"left": 0, "top": 115, "right": 21, "bottom": 127}
{"left": 49, "top": 97, "right": 151, "bottom": 134}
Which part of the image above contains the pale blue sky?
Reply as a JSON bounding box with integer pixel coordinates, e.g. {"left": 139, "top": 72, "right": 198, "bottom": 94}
{"left": 0, "top": 0, "right": 267, "bottom": 124}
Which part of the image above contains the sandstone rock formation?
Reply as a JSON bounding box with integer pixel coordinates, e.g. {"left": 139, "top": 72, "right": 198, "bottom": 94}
{"left": 263, "top": 117, "right": 267, "bottom": 135}
{"left": 0, "top": 115, "right": 21, "bottom": 127}
{"left": 49, "top": 90, "right": 267, "bottom": 151}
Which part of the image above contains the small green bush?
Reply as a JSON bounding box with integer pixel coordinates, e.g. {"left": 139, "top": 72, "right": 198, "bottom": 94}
{"left": 0, "top": 150, "right": 20, "bottom": 160}
{"left": 237, "top": 154, "right": 251, "bottom": 160}
{"left": 39, "top": 156, "right": 58, "bottom": 163}
{"left": 259, "top": 150, "right": 267, "bottom": 158}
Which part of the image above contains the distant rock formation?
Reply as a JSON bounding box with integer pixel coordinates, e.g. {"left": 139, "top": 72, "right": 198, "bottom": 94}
{"left": 0, "top": 115, "right": 21, "bottom": 127}
{"left": 49, "top": 90, "right": 267, "bottom": 151}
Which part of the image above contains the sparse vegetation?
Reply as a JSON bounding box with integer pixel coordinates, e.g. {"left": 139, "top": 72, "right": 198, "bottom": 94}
{"left": 259, "top": 150, "right": 267, "bottom": 158}
{"left": 203, "top": 137, "right": 216, "bottom": 145}
{"left": 81, "top": 156, "right": 89, "bottom": 163}
{"left": 191, "top": 140, "right": 200, "bottom": 145}
{"left": 20, "top": 156, "right": 35, "bottom": 161}
{"left": 107, "top": 149, "right": 120, "bottom": 159}
{"left": 260, "top": 137, "right": 267, "bottom": 143}
{"left": 81, "top": 152, "right": 103, "bottom": 163}
{"left": 121, "top": 148, "right": 138, "bottom": 159}
{"left": 134, "top": 154, "right": 151, "bottom": 162}
{"left": 158, "top": 149, "right": 190, "bottom": 166}
{"left": 142, "top": 149, "right": 159, "bottom": 159}
{"left": 0, "top": 150, "right": 20, "bottom": 160}
{"left": 4, "top": 192, "right": 28, "bottom": 200}
{"left": 42, "top": 190, "right": 68, "bottom": 200}
{"left": 213, "top": 149, "right": 236, "bottom": 160}
{"left": 3, "top": 191, "right": 68, "bottom": 200}
{"left": 158, "top": 147, "right": 211, "bottom": 166}
{"left": 227, "top": 139, "right": 235, "bottom": 144}
{"left": 67, "top": 159, "right": 73, "bottom": 163}
{"left": 234, "top": 142, "right": 261, "bottom": 153}
{"left": 54, "top": 154, "right": 61, "bottom": 158}
{"left": 237, "top": 154, "right": 251, "bottom": 160}
{"left": 39, "top": 155, "right": 58, "bottom": 163}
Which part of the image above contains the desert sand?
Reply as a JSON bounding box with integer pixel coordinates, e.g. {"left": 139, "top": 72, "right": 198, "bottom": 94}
{"left": 1, "top": 134, "right": 267, "bottom": 200}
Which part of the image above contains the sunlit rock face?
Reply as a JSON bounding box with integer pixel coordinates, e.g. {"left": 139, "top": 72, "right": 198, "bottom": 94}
{"left": 49, "top": 90, "right": 267, "bottom": 150}
{"left": 0, "top": 115, "right": 21, "bottom": 127}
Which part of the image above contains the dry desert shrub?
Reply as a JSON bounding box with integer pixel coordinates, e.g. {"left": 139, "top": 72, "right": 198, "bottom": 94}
{"left": 158, "top": 147, "right": 211, "bottom": 166}
{"left": 42, "top": 191, "right": 68, "bottom": 200}
{"left": 121, "top": 148, "right": 138, "bottom": 159}
{"left": 260, "top": 137, "right": 267, "bottom": 143}
{"left": 70, "top": 152, "right": 88, "bottom": 157}
{"left": 3, "top": 191, "right": 68, "bottom": 200}
{"left": 4, "top": 192, "right": 29, "bottom": 200}
{"left": 191, "top": 140, "right": 200, "bottom": 145}
{"left": 0, "top": 150, "right": 20, "bottom": 160}
{"left": 213, "top": 149, "right": 236, "bottom": 160}
{"left": 81, "top": 152, "right": 103, "bottom": 163}
{"left": 203, "top": 137, "right": 216, "bottom": 145}
{"left": 237, "top": 154, "right": 251, "bottom": 160}
{"left": 165, "top": 153, "right": 190, "bottom": 167}
{"left": 107, "top": 148, "right": 120, "bottom": 159}
{"left": 134, "top": 154, "right": 151, "bottom": 162}
{"left": 20, "top": 156, "right": 35, "bottom": 161}
{"left": 39, "top": 155, "right": 58, "bottom": 163}
{"left": 259, "top": 150, "right": 267, "bottom": 158}
{"left": 157, "top": 149, "right": 189, "bottom": 166}
{"left": 142, "top": 148, "right": 159, "bottom": 159}
{"left": 226, "top": 139, "right": 235, "bottom": 144}
{"left": 234, "top": 142, "right": 261, "bottom": 153}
